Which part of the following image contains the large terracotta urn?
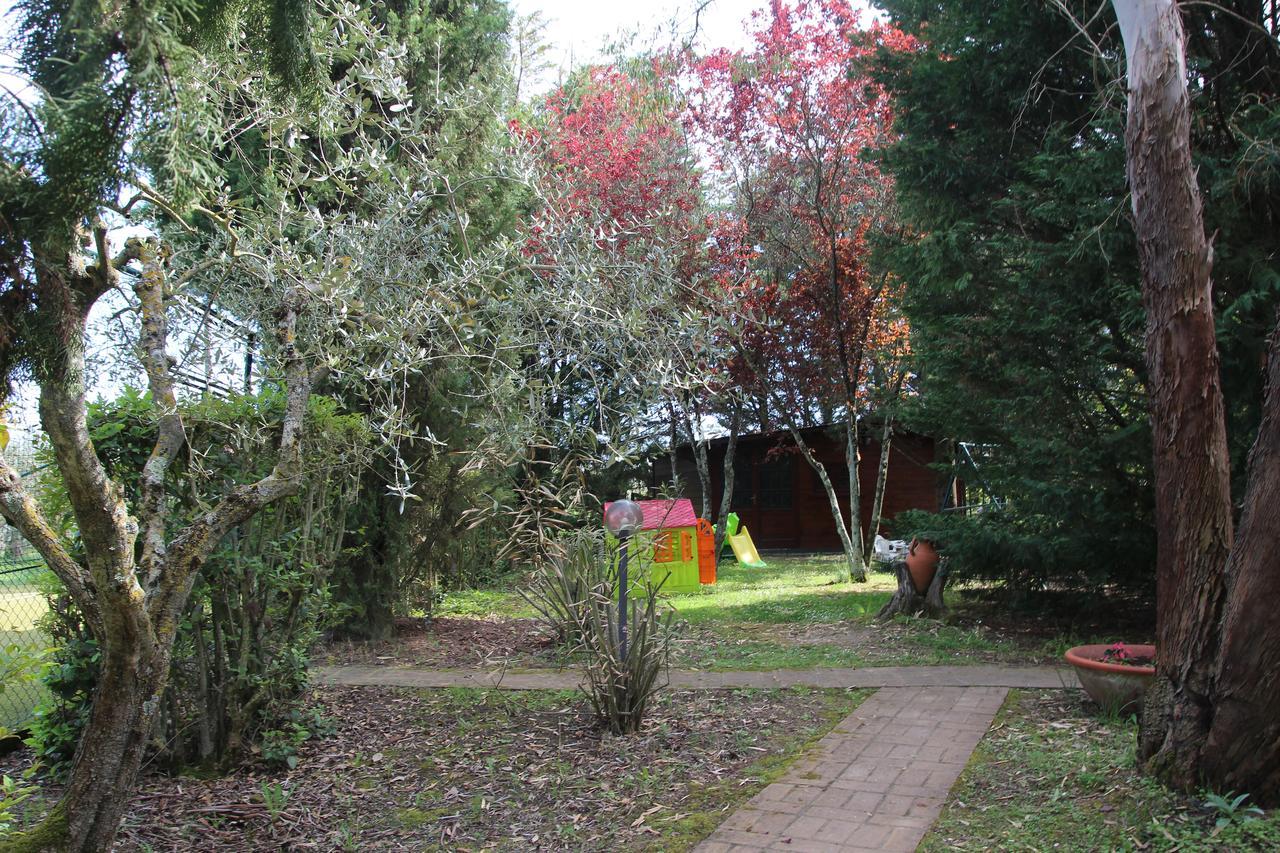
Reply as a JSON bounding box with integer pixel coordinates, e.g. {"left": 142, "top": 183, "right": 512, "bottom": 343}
{"left": 905, "top": 537, "right": 939, "bottom": 593}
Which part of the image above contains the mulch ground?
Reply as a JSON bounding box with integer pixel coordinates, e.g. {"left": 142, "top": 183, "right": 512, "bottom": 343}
{"left": 7, "top": 684, "right": 865, "bottom": 851}
{"left": 320, "top": 616, "right": 560, "bottom": 669}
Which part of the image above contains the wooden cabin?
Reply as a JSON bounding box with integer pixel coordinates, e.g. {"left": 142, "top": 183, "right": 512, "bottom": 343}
{"left": 656, "top": 423, "right": 960, "bottom": 551}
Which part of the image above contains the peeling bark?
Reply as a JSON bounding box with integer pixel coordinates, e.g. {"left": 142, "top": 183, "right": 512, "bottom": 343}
{"left": 843, "top": 411, "right": 865, "bottom": 580}
{"left": 1112, "top": 0, "right": 1280, "bottom": 802}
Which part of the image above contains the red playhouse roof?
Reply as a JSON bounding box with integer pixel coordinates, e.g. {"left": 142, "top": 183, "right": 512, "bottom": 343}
{"left": 603, "top": 498, "right": 697, "bottom": 532}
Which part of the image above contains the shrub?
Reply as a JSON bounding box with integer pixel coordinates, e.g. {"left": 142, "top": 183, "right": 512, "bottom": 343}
{"left": 31, "top": 388, "right": 370, "bottom": 772}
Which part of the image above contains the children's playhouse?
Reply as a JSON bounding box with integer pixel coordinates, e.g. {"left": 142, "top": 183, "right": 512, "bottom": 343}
{"left": 602, "top": 498, "right": 718, "bottom": 593}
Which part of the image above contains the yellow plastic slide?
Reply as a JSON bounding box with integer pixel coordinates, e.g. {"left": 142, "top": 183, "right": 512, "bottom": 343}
{"left": 723, "top": 512, "right": 767, "bottom": 568}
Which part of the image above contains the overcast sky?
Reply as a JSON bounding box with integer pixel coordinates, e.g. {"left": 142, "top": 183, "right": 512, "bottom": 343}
{"left": 515, "top": 0, "right": 880, "bottom": 93}
{"left": 513, "top": 0, "right": 760, "bottom": 90}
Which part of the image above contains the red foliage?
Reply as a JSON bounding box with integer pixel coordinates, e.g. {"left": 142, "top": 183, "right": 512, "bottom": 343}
{"left": 515, "top": 66, "right": 705, "bottom": 264}
{"left": 687, "top": 0, "right": 916, "bottom": 413}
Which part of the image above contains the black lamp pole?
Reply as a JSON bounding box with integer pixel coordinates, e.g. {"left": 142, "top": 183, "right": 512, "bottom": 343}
{"left": 605, "top": 499, "right": 642, "bottom": 663}
{"left": 618, "top": 531, "right": 630, "bottom": 660}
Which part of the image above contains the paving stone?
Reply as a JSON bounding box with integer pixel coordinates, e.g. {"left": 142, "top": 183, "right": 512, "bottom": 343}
{"left": 695, "top": 686, "right": 1007, "bottom": 852}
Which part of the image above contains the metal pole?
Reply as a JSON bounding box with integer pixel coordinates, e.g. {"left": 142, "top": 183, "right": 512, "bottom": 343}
{"left": 618, "top": 531, "right": 630, "bottom": 660}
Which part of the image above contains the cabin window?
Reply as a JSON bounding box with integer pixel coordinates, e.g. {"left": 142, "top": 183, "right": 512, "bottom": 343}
{"left": 653, "top": 532, "right": 675, "bottom": 562}
{"left": 758, "top": 459, "right": 792, "bottom": 509}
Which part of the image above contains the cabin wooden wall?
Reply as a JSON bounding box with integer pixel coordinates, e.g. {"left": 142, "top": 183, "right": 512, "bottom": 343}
{"left": 659, "top": 428, "right": 950, "bottom": 551}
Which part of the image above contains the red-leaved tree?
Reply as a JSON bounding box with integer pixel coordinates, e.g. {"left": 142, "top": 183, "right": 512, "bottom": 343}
{"left": 512, "top": 64, "right": 725, "bottom": 517}
{"left": 688, "top": 0, "right": 915, "bottom": 581}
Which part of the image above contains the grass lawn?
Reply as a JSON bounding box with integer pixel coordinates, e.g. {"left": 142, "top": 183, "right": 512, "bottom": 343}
{"left": 0, "top": 565, "right": 53, "bottom": 731}
{"left": 921, "top": 690, "right": 1280, "bottom": 852}
{"left": 6, "top": 685, "right": 871, "bottom": 851}
{"left": 427, "top": 552, "right": 1042, "bottom": 671}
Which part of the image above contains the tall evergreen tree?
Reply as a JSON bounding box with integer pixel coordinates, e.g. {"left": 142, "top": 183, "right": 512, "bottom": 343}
{"left": 870, "top": 0, "right": 1278, "bottom": 591}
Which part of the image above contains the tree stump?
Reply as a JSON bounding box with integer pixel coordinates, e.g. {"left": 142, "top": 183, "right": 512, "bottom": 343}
{"left": 876, "top": 557, "right": 948, "bottom": 620}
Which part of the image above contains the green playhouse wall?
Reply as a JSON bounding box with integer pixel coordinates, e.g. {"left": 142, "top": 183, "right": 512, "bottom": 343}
{"left": 608, "top": 527, "right": 702, "bottom": 593}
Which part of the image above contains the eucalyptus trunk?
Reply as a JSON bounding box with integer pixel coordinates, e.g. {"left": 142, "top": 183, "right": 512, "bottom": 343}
{"left": 712, "top": 401, "right": 742, "bottom": 559}
{"left": 842, "top": 412, "right": 867, "bottom": 582}
{"left": 1112, "top": 0, "right": 1280, "bottom": 802}
{"left": 688, "top": 398, "right": 713, "bottom": 520}
{"left": 789, "top": 423, "right": 865, "bottom": 583}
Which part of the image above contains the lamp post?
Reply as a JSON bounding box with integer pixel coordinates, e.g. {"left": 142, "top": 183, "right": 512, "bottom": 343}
{"left": 604, "top": 499, "right": 644, "bottom": 660}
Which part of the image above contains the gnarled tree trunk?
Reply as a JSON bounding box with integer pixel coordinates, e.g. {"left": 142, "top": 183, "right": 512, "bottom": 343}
{"left": 1112, "top": 0, "right": 1280, "bottom": 802}
{"left": 0, "top": 243, "right": 314, "bottom": 850}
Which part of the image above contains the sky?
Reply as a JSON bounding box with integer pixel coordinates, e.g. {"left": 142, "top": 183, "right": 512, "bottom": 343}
{"left": 513, "top": 0, "right": 879, "bottom": 94}
{"left": 511, "top": 0, "right": 761, "bottom": 91}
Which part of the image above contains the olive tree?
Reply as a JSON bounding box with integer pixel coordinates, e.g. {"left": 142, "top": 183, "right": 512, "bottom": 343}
{"left": 0, "top": 3, "right": 515, "bottom": 848}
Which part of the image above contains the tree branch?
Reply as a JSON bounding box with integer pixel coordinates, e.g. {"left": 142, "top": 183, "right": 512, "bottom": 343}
{"left": 0, "top": 452, "right": 104, "bottom": 638}
{"left": 152, "top": 285, "right": 314, "bottom": 634}
{"left": 132, "top": 237, "right": 187, "bottom": 594}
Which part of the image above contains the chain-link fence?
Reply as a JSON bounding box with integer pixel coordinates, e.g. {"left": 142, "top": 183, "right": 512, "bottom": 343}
{"left": 0, "top": 437, "right": 53, "bottom": 733}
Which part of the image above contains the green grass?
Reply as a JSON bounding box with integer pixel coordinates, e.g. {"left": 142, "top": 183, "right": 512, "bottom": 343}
{"left": 435, "top": 553, "right": 892, "bottom": 624}
{"left": 0, "top": 573, "right": 53, "bottom": 731}
{"left": 685, "top": 639, "right": 873, "bottom": 671}
{"left": 667, "top": 553, "right": 898, "bottom": 624}
{"left": 921, "top": 690, "right": 1280, "bottom": 852}
{"left": 436, "top": 553, "right": 1029, "bottom": 671}
{"left": 434, "top": 584, "right": 531, "bottom": 619}
{"left": 684, "top": 623, "right": 1014, "bottom": 671}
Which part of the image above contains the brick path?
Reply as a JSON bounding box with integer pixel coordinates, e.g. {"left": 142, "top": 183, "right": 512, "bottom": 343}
{"left": 695, "top": 686, "right": 1008, "bottom": 853}
{"left": 315, "top": 664, "right": 1058, "bottom": 851}
{"left": 315, "top": 663, "right": 1074, "bottom": 691}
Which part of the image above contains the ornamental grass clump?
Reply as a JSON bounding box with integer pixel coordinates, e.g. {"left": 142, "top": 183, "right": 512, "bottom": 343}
{"left": 521, "top": 529, "right": 679, "bottom": 733}
{"left": 579, "top": 570, "right": 678, "bottom": 735}
{"left": 521, "top": 531, "right": 612, "bottom": 647}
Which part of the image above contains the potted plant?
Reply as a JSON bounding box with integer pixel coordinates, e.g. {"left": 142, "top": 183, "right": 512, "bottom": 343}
{"left": 1064, "top": 642, "right": 1156, "bottom": 714}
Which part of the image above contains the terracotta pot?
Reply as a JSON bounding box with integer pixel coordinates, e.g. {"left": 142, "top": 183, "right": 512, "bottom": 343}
{"left": 905, "top": 537, "right": 940, "bottom": 593}
{"left": 1064, "top": 644, "right": 1156, "bottom": 714}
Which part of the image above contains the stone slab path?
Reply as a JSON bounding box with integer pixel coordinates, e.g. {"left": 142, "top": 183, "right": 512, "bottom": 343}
{"left": 695, "top": 685, "right": 1008, "bottom": 853}
{"left": 316, "top": 663, "right": 1075, "bottom": 691}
